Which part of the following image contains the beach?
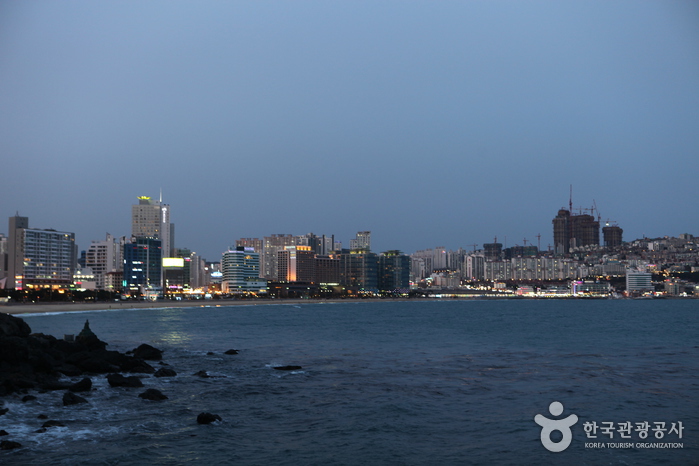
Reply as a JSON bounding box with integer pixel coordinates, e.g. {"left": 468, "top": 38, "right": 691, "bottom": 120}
{"left": 0, "top": 298, "right": 298, "bottom": 315}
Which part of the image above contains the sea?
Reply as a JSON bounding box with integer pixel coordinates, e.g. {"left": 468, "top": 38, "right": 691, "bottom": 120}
{"left": 1, "top": 299, "right": 697, "bottom": 465}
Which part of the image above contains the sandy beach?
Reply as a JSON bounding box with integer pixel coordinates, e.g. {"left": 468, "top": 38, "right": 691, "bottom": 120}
{"left": 0, "top": 298, "right": 326, "bottom": 315}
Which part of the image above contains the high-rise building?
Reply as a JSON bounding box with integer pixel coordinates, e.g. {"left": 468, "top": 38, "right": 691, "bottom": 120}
{"left": 221, "top": 247, "right": 266, "bottom": 294}
{"left": 277, "top": 245, "right": 315, "bottom": 282}
{"left": 86, "top": 233, "right": 125, "bottom": 290}
{"left": 339, "top": 250, "right": 378, "bottom": 290}
{"left": 123, "top": 237, "right": 162, "bottom": 294}
{"left": 262, "top": 234, "right": 298, "bottom": 280}
{"left": 6, "top": 215, "right": 77, "bottom": 290}
{"left": 314, "top": 255, "right": 340, "bottom": 285}
{"left": 236, "top": 238, "right": 263, "bottom": 253}
{"left": 378, "top": 250, "right": 410, "bottom": 291}
{"left": 0, "top": 233, "right": 7, "bottom": 285}
{"left": 603, "top": 223, "right": 623, "bottom": 248}
{"left": 349, "top": 231, "right": 371, "bottom": 252}
{"left": 552, "top": 208, "right": 600, "bottom": 255}
{"left": 483, "top": 242, "right": 503, "bottom": 261}
{"left": 131, "top": 195, "right": 173, "bottom": 256}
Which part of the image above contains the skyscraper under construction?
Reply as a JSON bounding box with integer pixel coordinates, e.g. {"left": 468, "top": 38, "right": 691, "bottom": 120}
{"left": 552, "top": 208, "right": 600, "bottom": 255}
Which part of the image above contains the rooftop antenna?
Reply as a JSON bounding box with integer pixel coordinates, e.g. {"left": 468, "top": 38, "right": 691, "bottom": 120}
{"left": 569, "top": 184, "right": 573, "bottom": 212}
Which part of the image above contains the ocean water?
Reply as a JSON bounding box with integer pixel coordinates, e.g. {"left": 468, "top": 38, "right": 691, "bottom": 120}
{"left": 2, "top": 299, "right": 698, "bottom": 465}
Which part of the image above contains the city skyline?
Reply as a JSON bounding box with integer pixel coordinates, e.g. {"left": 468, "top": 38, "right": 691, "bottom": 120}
{"left": 1, "top": 1, "right": 698, "bottom": 260}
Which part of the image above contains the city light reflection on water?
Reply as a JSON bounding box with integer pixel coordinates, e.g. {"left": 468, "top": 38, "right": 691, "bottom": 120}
{"left": 152, "top": 309, "right": 192, "bottom": 344}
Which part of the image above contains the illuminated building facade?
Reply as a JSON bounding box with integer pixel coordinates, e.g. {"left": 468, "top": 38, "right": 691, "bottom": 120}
{"left": 6, "top": 215, "right": 77, "bottom": 290}
{"left": 277, "top": 245, "right": 315, "bottom": 282}
{"left": 132, "top": 195, "right": 173, "bottom": 256}
{"left": 86, "top": 233, "right": 125, "bottom": 290}
{"left": 123, "top": 237, "right": 162, "bottom": 294}
{"left": 222, "top": 247, "right": 266, "bottom": 294}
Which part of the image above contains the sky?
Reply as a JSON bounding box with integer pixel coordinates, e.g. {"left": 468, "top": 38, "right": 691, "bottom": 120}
{"left": 1, "top": 1, "right": 698, "bottom": 260}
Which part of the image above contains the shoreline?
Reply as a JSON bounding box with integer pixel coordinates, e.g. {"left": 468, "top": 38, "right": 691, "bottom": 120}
{"left": 0, "top": 298, "right": 397, "bottom": 315}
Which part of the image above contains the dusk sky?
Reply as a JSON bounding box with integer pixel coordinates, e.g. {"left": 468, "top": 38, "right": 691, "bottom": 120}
{"left": 2, "top": 1, "right": 698, "bottom": 260}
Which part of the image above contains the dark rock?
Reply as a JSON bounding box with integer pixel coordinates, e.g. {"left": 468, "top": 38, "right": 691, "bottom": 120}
{"left": 194, "top": 370, "right": 210, "bottom": 378}
{"left": 224, "top": 349, "right": 239, "bottom": 355}
{"left": 0, "top": 314, "right": 157, "bottom": 396}
{"left": 42, "top": 420, "right": 65, "bottom": 428}
{"left": 196, "top": 412, "right": 222, "bottom": 424}
{"left": 21, "top": 395, "right": 37, "bottom": 402}
{"left": 132, "top": 344, "right": 163, "bottom": 361}
{"left": 154, "top": 367, "right": 177, "bottom": 378}
{"left": 37, "top": 414, "right": 48, "bottom": 419}
{"left": 75, "top": 320, "right": 107, "bottom": 351}
{"left": 107, "top": 373, "right": 143, "bottom": 388}
{"left": 63, "top": 391, "right": 88, "bottom": 406}
{"left": 0, "top": 312, "right": 31, "bottom": 337}
{"left": 0, "top": 430, "right": 7, "bottom": 436}
{"left": 41, "top": 381, "right": 72, "bottom": 391}
{"left": 0, "top": 408, "right": 8, "bottom": 416}
{"left": 1, "top": 440, "right": 22, "bottom": 450}
{"left": 207, "top": 352, "right": 214, "bottom": 355}
{"left": 273, "top": 365, "right": 303, "bottom": 371}
{"left": 68, "top": 377, "right": 92, "bottom": 392}
{"left": 138, "top": 388, "right": 168, "bottom": 401}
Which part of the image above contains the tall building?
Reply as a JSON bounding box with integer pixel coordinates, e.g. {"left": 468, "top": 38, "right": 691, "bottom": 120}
{"left": 277, "top": 245, "right": 315, "bottom": 282}
{"left": 221, "top": 247, "right": 266, "bottom": 294}
{"left": 236, "top": 238, "right": 263, "bottom": 253}
{"left": 378, "top": 250, "right": 410, "bottom": 291}
{"left": 483, "top": 242, "right": 503, "bottom": 261}
{"left": 85, "top": 233, "right": 125, "bottom": 290}
{"left": 603, "top": 223, "right": 623, "bottom": 248}
{"left": 349, "top": 231, "right": 371, "bottom": 252}
{"left": 131, "top": 195, "right": 173, "bottom": 256}
{"left": 552, "top": 208, "right": 600, "bottom": 255}
{"left": 0, "top": 233, "right": 7, "bottom": 285}
{"left": 262, "top": 234, "right": 298, "bottom": 280}
{"left": 6, "top": 215, "right": 77, "bottom": 290}
{"left": 339, "top": 250, "right": 378, "bottom": 290}
{"left": 123, "top": 237, "right": 162, "bottom": 294}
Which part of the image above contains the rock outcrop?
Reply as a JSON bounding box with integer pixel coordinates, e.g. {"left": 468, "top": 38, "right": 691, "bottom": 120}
{"left": 62, "top": 391, "right": 88, "bottom": 406}
{"left": 0, "top": 313, "right": 155, "bottom": 396}
{"left": 196, "top": 412, "right": 222, "bottom": 424}
{"left": 106, "top": 373, "right": 144, "bottom": 388}
{"left": 138, "top": 388, "right": 168, "bottom": 401}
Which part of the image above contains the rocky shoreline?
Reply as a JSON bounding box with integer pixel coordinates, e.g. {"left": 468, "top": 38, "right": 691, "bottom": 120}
{"left": 0, "top": 312, "right": 232, "bottom": 451}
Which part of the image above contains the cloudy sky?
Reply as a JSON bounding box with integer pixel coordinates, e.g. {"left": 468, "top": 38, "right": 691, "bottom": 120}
{"left": 1, "top": 1, "right": 698, "bottom": 260}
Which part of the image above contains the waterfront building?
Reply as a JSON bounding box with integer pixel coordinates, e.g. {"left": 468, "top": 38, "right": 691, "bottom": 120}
{"left": 86, "top": 233, "right": 125, "bottom": 290}
{"left": 277, "top": 245, "right": 315, "bottom": 282}
{"left": 262, "top": 234, "right": 298, "bottom": 281}
{"left": 6, "top": 215, "right": 77, "bottom": 290}
{"left": 626, "top": 270, "right": 653, "bottom": 292}
{"left": 221, "top": 247, "right": 266, "bottom": 294}
{"left": 123, "top": 237, "right": 162, "bottom": 295}
{"left": 378, "top": 250, "right": 411, "bottom": 291}
{"left": 131, "top": 195, "right": 173, "bottom": 256}
{"left": 314, "top": 255, "right": 341, "bottom": 286}
{"left": 339, "top": 250, "right": 378, "bottom": 290}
